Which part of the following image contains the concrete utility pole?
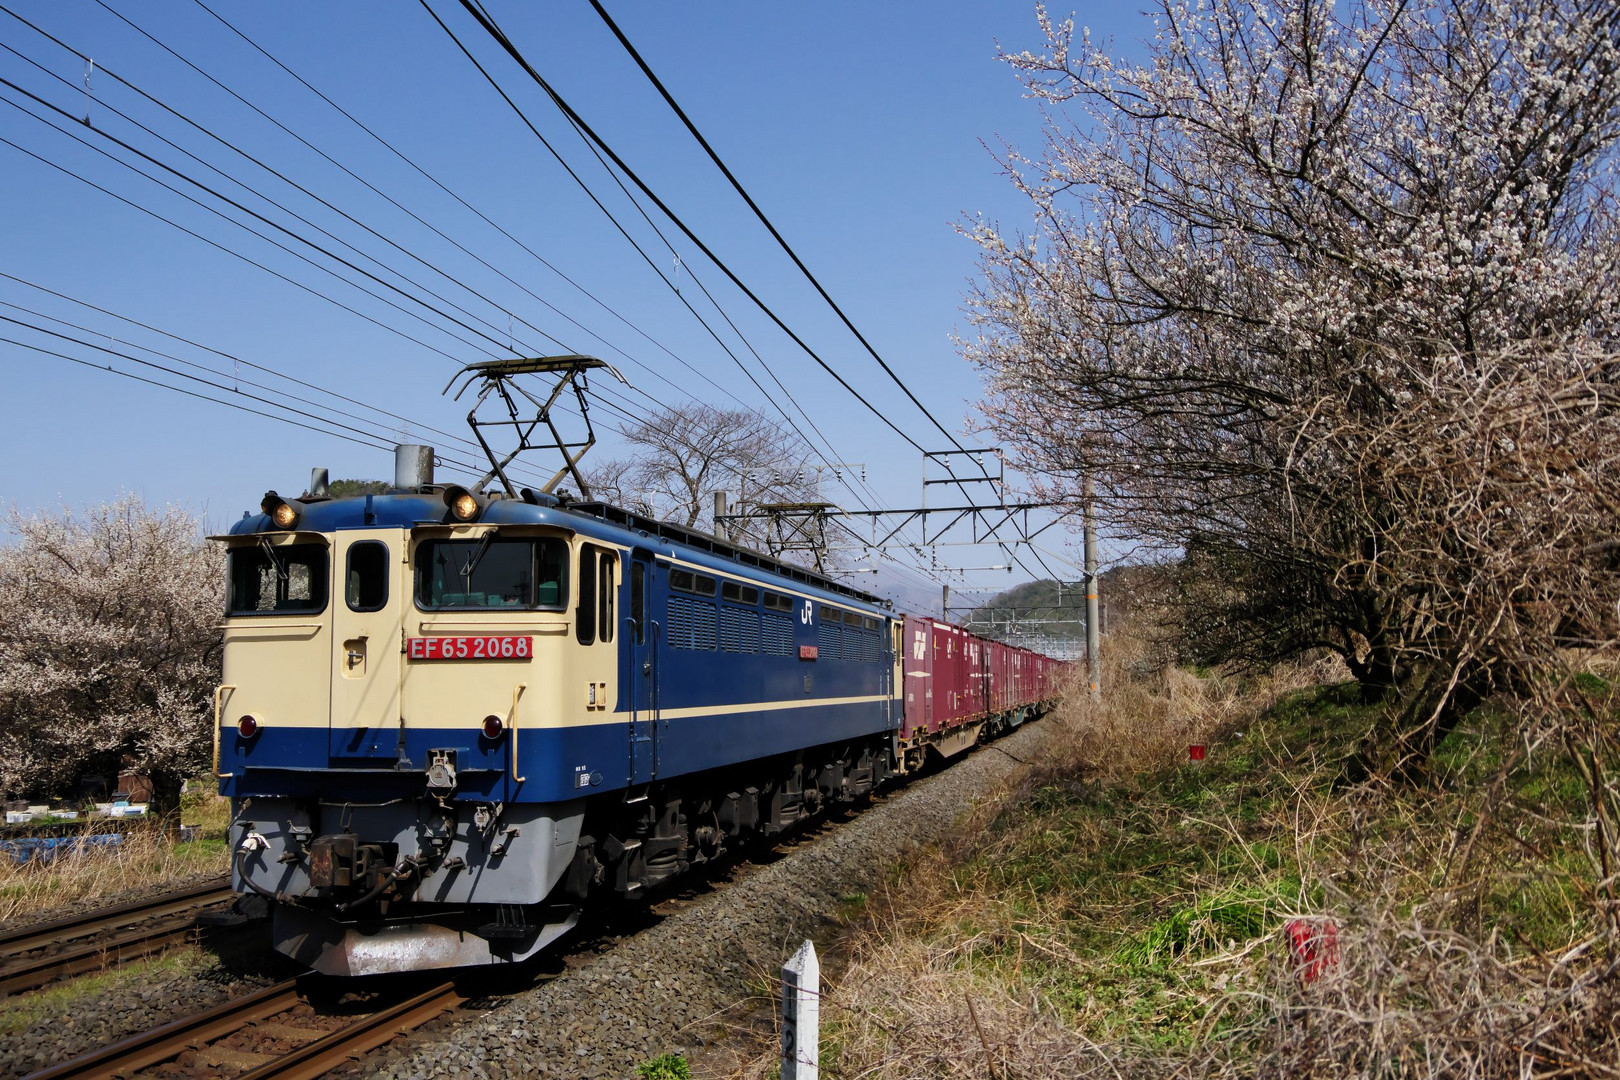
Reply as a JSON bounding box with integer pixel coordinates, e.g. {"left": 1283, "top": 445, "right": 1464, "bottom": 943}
{"left": 1084, "top": 475, "right": 1101, "bottom": 701}
{"left": 713, "top": 491, "right": 730, "bottom": 540}
{"left": 942, "top": 583, "right": 950, "bottom": 621}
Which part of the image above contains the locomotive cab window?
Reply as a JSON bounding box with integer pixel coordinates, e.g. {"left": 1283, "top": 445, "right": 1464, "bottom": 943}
{"left": 576, "top": 544, "right": 618, "bottom": 645}
{"left": 631, "top": 562, "right": 646, "bottom": 645}
{"left": 416, "top": 537, "right": 567, "bottom": 610}
{"left": 227, "top": 543, "right": 328, "bottom": 615}
{"left": 598, "top": 551, "right": 616, "bottom": 644}
{"left": 345, "top": 541, "right": 389, "bottom": 612}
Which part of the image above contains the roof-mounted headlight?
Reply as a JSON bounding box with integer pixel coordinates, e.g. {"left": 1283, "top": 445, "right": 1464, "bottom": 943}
{"left": 260, "top": 491, "right": 306, "bottom": 530}
{"left": 443, "top": 485, "right": 488, "bottom": 522}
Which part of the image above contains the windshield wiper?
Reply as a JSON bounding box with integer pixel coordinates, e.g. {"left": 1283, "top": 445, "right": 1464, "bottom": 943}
{"left": 258, "top": 536, "right": 289, "bottom": 584}
{"left": 460, "top": 533, "right": 495, "bottom": 583}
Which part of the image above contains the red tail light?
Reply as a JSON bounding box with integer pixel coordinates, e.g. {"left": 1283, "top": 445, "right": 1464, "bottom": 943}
{"left": 237, "top": 715, "right": 260, "bottom": 738}
{"left": 482, "top": 715, "right": 504, "bottom": 739}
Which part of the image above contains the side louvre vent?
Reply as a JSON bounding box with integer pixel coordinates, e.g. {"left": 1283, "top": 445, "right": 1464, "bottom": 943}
{"left": 818, "top": 621, "right": 841, "bottom": 661}
{"left": 762, "top": 612, "right": 794, "bottom": 656}
{"left": 720, "top": 607, "right": 759, "bottom": 653}
{"left": 668, "top": 596, "right": 718, "bottom": 651}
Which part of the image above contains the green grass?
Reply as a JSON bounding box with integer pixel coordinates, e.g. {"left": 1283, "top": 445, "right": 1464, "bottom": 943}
{"left": 635, "top": 1052, "right": 691, "bottom": 1080}
{"left": 0, "top": 948, "right": 211, "bottom": 1037}
{"left": 900, "top": 680, "right": 1601, "bottom": 1050}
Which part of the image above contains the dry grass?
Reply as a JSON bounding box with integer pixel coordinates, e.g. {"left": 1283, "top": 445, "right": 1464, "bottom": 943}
{"left": 723, "top": 640, "right": 1619, "bottom": 1078}
{"left": 0, "top": 794, "right": 231, "bottom": 924}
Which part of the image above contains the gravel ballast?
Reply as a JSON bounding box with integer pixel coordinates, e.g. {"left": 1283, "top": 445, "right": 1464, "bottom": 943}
{"left": 370, "top": 720, "right": 1051, "bottom": 1080}
{"left": 0, "top": 946, "right": 285, "bottom": 1080}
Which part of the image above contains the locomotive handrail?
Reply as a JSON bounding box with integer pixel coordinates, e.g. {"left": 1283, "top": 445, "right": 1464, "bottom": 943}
{"left": 509, "top": 683, "right": 528, "bottom": 783}
{"left": 213, "top": 684, "right": 237, "bottom": 779}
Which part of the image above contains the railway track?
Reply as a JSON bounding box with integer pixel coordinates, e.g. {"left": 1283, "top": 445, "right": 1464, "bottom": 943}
{"left": 0, "top": 878, "right": 234, "bottom": 995}
{"left": 24, "top": 977, "right": 467, "bottom": 1080}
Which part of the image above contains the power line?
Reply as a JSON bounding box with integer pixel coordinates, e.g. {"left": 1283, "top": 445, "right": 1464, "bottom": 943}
{"left": 1, "top": 330, "right": 396, "bottom": 454}
{"left": 0, "top": 70, "right": 506, "bottom": 360}
{"left": 0, "top": 130, "right": 469, "bottom": 364}
{"left": 442, "top": 2, "right": 1006, "bottom": 590}
{"left": 0, "top": 271, "right": 486, "bottom": 458}
{"left": 426, "top": 1, "right": 954, "bottom": 589}
{"left": 0, "top": 45, "right": 568, "bottom": 377}
{"left": 417, "top": 0, "right": 940, "bottom": 584}
{"left": 2, "top": 6, "right": 701, "bottom": 450}
{"left": 186, "top": 0, "right": 758, "bottom": 419}
{"left": 8, "top": 4, "right": 954, "bottom": 593}
{"left": 586, "top": 0, "right": 978, "bottom": 458}
{"left": 446, "top": 0, "right": 933, "bottom": 456}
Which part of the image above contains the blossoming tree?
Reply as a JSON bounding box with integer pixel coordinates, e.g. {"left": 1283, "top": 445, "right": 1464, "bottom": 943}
{"left": 963, "top": 0, "right": 1620, "bottom": 766}
{"left": 0, "top": 497, "right": 222, "bottom": 815}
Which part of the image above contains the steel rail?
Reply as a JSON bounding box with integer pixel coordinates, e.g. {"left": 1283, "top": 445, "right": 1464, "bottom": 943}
{"left": 0, "top": 921, "right": 206, "bottom": 996}
{"left": 21, "top": 978, "right": 463, "bottom": 1080}
{"left": 234, "top": 983, "right": 466, "bottom": 1080}
{"left": 23, "top": 979, "right": 302, "bottom": 1080}
{"left": 0, "top": 876, "right": 231, "bottom": 958}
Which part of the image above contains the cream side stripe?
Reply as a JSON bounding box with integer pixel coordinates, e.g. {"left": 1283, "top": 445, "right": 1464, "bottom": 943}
{"left": 221, "top": 693, "right": 895, "bottom": 730}
{"left": 653, "top": 693, "right": 889, "bottom": 721}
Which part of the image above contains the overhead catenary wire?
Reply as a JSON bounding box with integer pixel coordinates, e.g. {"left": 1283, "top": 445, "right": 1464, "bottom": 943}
{"left": 416, "top": 0, "right": 944, "bottom": 587}
{"left": 414, "top": 2, "right": 827, "bottom": 439}
{"left": 78, "top": 0, "right": 722, "bottom": 420}
{"left": 0, "top": 32, "right": 676, "bottom": 461}
{"left": 437, "top": 2, "right": 1009, "bottom": 590}
{"left": 0, "top": 270, "right": 490, "bottom": 460}
{"left": 0, "top": 292, "right": 526, "bottom": 480}
{"left": 0, "top": 330, "right": 396, "bottom": 455}
{"left": 585, "top": 0, "right": 985, "bottom": 462}
{"left": 0, "top": 12, "right": 695, "bottom": 454}
{"left": 0, "top": 24, "right": 924, "bottom": 581}
{"left": 444, "top": 0, "right": 934, "bottom": 457}
{"left": 0, "top": 54, "right": 812, "bottom": 512}
{"left": 0, "top": 44, "right": 578, "bottom": 379}
{"left": 185, "top": 0, "right": 760, "bottom": 418}
{"left": 0, "top": 130, "right": 470, "bottom": 365}
{"left": 0, "top": 70, "right": 508, "bottom": 361}
{"left": 423, "top": 3, "right": 951, "bottom": 583}
{"left": 6, "top": 4, "right": 961, "bottom": 594}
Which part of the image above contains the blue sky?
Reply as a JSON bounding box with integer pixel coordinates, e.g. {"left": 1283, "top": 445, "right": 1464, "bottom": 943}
{"left": 0, "top": 1, "right": 1147, "bottom": 610}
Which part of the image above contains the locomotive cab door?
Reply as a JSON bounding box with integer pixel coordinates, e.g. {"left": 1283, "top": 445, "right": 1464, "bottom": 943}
{"left": 626, "top": 550, "right": 659, "bottom": 786}
{"left": 328, "top": 530, "right": 404, "bottom": 760}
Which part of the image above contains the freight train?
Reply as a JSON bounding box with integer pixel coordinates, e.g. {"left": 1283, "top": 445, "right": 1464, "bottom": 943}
{"left": 214, "top": 446, "right": 1062, "bottom": 975}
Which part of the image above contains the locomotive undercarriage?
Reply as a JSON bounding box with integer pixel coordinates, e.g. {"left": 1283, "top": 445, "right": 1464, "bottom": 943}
{"left": 240, "top": 734, "right": 895, "bottom": 975}
{"left": 569, "top": 735, "right": 892, "bottom": 900}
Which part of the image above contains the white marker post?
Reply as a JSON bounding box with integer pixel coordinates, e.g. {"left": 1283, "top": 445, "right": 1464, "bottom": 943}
{"left": 780, "top": 939, "right": 820, "bottom": 1080}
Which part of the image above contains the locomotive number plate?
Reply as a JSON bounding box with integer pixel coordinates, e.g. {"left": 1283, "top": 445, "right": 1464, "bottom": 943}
{"left": 407, "top": 636, "right": 532, "bottom": 660}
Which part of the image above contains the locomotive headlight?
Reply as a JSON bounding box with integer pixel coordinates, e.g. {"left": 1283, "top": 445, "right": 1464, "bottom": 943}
{"left": 260, "top": 491, "right": 305, "bottom": 529}
{"left": 443, "top": 485, "right": 487, "bottom": 522}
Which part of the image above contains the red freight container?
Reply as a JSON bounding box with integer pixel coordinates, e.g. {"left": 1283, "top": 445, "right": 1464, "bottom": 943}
{"left": 901, "top": 615, "right": 934, "bottom": 737}
{"left": 933, "top": 621, "right": 965, "bottom": 728}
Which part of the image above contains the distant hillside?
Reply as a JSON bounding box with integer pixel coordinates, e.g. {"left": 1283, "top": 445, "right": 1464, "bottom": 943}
{"left": 962, "top": 564, "right": 1163, "bottom": 642}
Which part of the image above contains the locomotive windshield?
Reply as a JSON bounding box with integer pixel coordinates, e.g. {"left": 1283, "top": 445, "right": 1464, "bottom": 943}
{"left": 226, "top": 542, "right": 329, "bottom": 615}
{"left": 415, "top": 537, "right": 568, "bottom": 610}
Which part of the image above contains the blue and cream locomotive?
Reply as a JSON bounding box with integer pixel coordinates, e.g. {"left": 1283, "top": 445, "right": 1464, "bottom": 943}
{"left": 215, "top": 444, "right": 901, "bottom": 975}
